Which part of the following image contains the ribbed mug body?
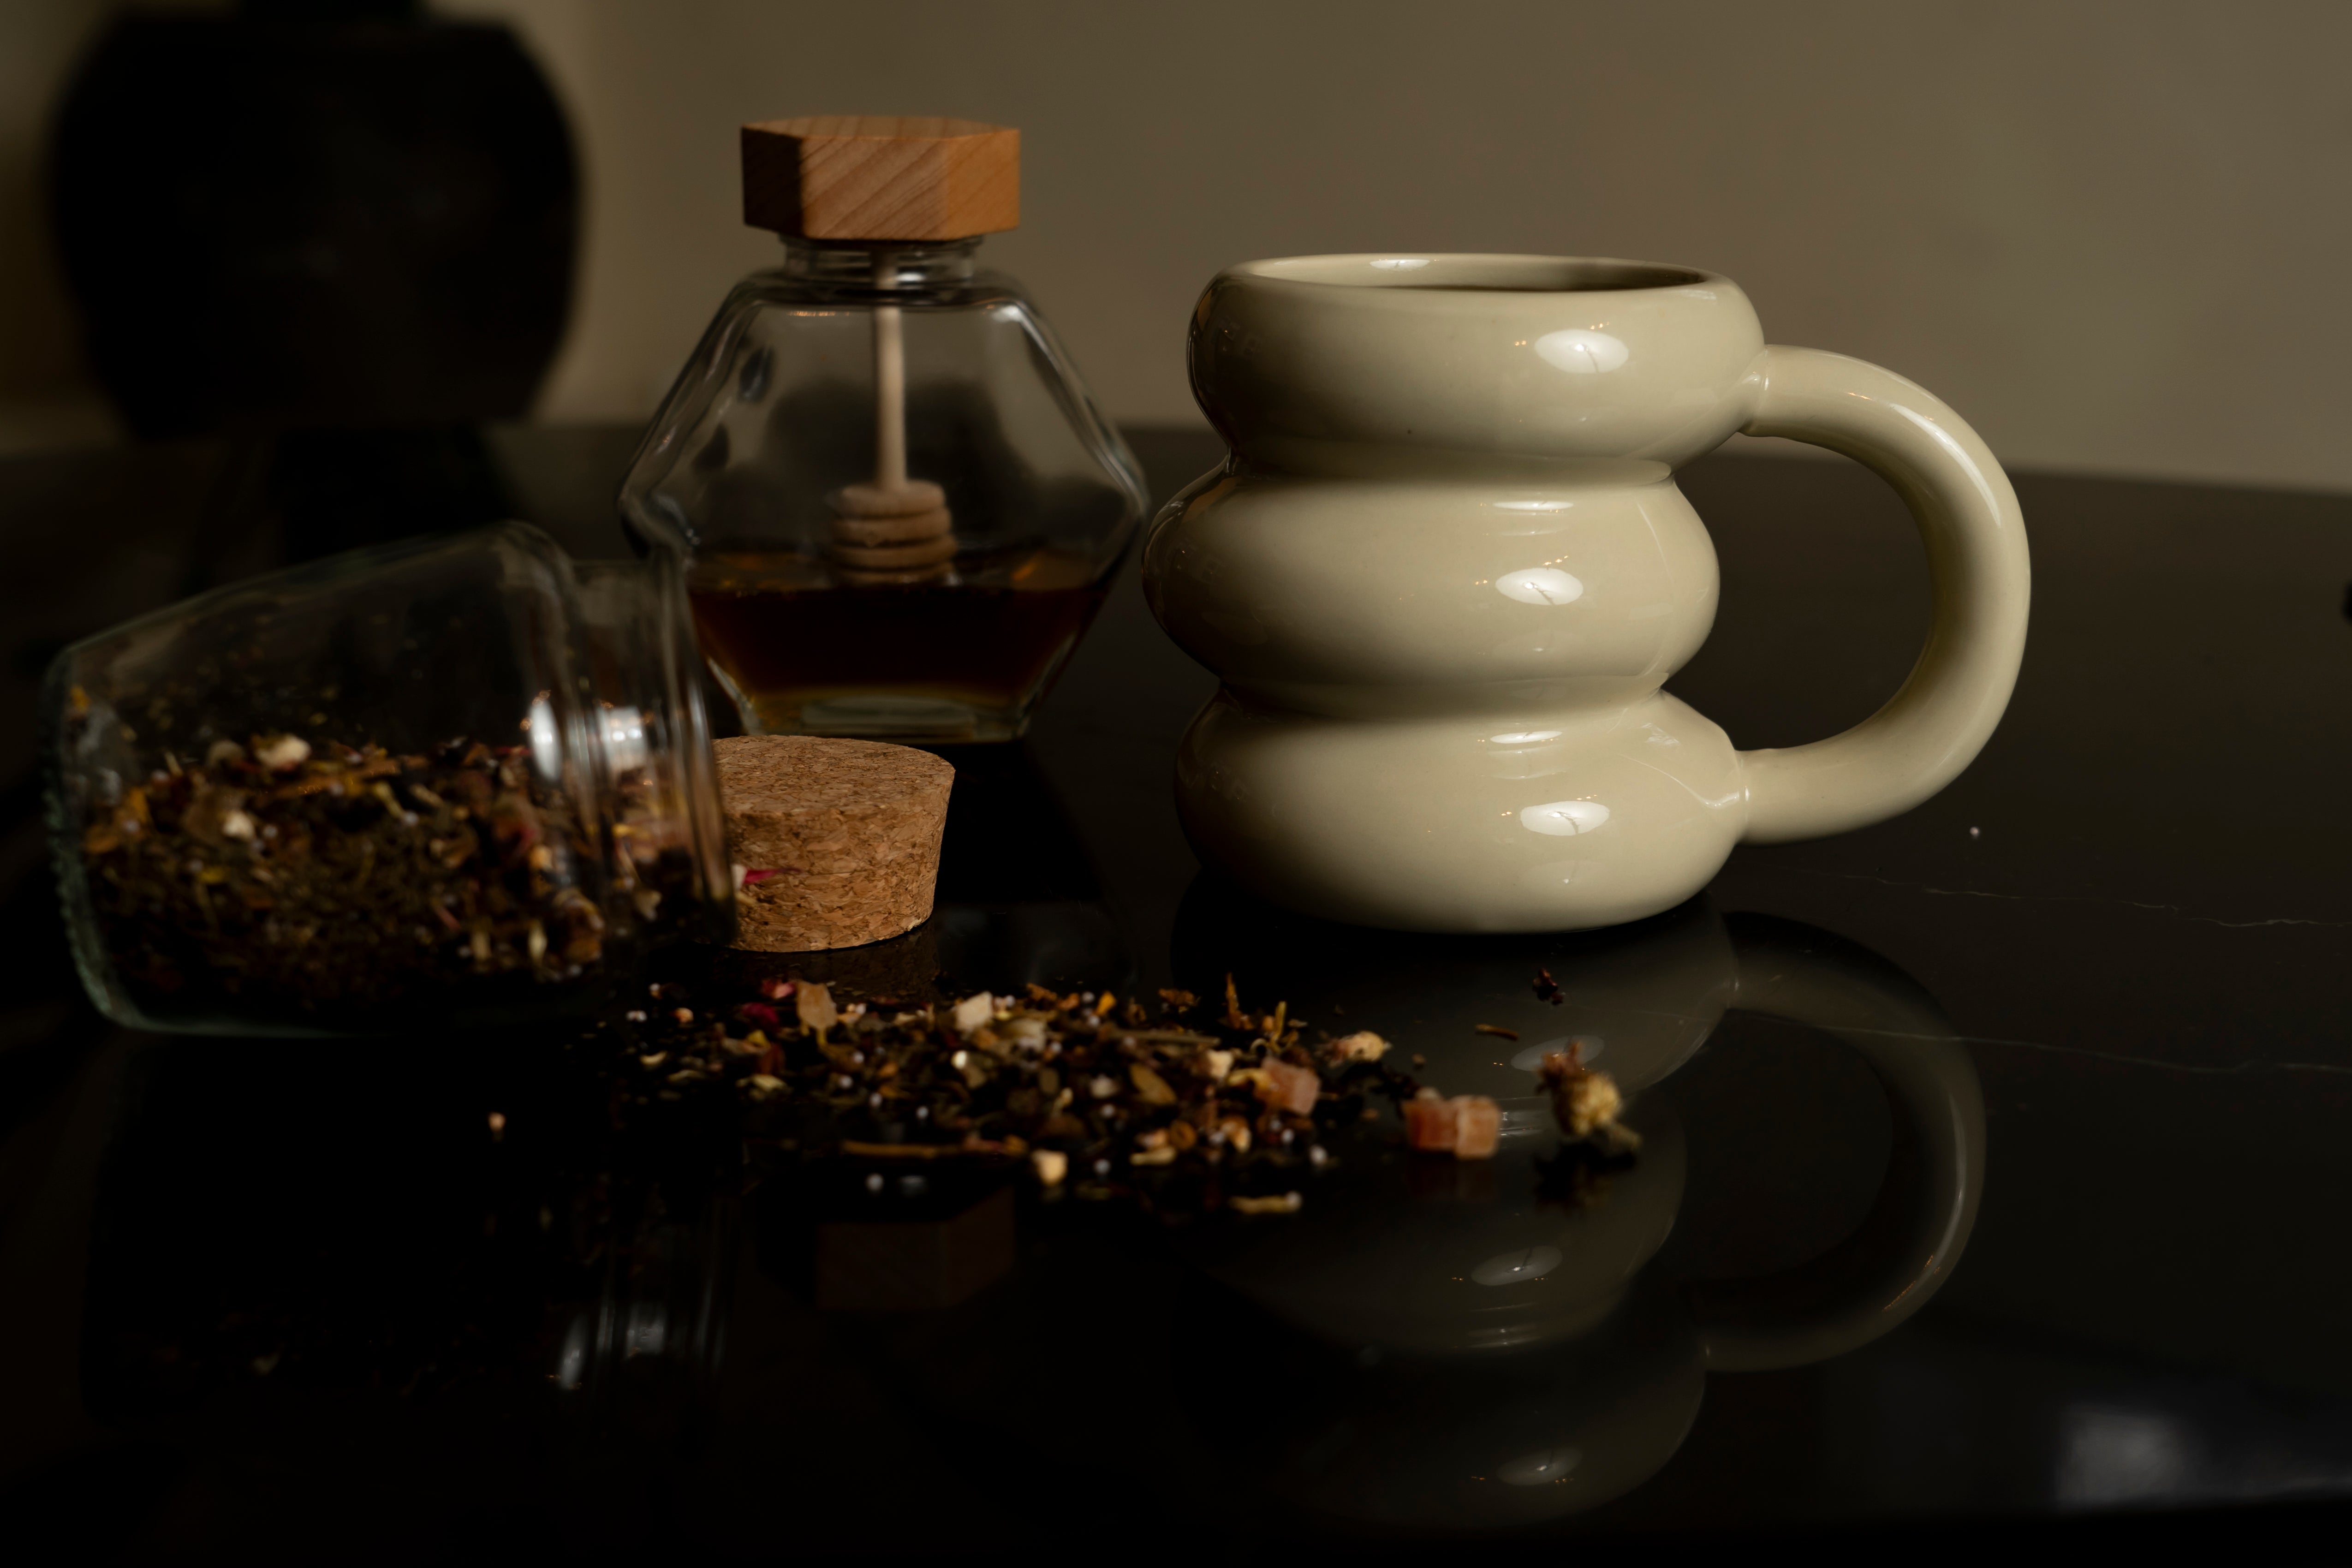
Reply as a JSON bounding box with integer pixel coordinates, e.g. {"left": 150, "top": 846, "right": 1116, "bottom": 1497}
{"left": 1147, "top": 255, "right": 1768, "bottom": 931}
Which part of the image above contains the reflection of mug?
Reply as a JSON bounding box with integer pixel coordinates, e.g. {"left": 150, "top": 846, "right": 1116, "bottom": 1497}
{"left": 1169, "top": 882, "right": 1983, "bottom": 1526}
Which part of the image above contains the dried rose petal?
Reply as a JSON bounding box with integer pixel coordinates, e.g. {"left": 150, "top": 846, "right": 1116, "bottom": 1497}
{"left": 1128, "top": 1062, "right": 1177, "bottom": 1106}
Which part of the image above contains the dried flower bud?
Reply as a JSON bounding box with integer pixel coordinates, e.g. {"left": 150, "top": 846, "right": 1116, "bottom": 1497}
{"left": 1537, "top": 1051, "right": 1633, "bottom": 1142}
{"left": 1329, "top": 1030, "right": 1390, "bottom": 1063}
{"left": 254, "top": 734, "right": 311, "bottom": 771}
{"left": 1031, "top": 1149, "right": 1068, "bottom": 1186}
{"left": 1201, "top": 1049, "right": 1235, "bottom": 1083}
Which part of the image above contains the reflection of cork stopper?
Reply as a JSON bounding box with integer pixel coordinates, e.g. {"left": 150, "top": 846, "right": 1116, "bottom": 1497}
{"left": 717, "top": 736, "right": 954, "bottom": 952}
{"left": 830, "top": 479, "right": 955, "bottom": 585}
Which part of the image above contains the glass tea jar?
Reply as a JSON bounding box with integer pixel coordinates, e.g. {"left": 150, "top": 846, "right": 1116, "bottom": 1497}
{"left": 43, "top": 523, "right": 735, "bottom": 1035}
{"left": 620, "top": 116, "right": 1146, "bottom": 743}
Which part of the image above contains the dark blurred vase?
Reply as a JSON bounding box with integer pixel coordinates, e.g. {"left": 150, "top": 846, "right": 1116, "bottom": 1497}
{"left": 50, "top": 0, "right": 578, "bottom": 439}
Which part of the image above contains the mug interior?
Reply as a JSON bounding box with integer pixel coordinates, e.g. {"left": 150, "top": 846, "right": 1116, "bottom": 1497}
{"left": 1239, "top": 254, "right": 1707, "bottom": 293}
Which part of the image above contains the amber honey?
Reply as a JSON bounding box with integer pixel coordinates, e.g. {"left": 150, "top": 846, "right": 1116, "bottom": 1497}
{"left": 688, "top": 547, "right": 1109, "bottom": 740}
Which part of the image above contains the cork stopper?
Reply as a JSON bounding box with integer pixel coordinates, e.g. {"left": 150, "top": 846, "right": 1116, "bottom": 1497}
{"left": 718, "top": 736, "right": 954, "bottom": 952}
{"left": 741, "top": 115, "right": 1019, "bottom": 242}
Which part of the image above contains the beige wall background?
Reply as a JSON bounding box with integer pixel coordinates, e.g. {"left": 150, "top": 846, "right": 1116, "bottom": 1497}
{"left": 6, "top": 0, "right": 2351, "bottom": 491}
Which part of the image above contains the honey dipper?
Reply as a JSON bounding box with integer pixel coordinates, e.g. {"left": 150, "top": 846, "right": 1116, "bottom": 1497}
{"left": 829, "top": 250, "right": 954, "bottom": 584}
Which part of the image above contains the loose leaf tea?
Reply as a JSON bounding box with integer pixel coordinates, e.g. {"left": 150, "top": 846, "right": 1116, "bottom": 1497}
{"left": 73, "top": 715, "right": 698, "bottom": 1028}
{"left": 594, "top": 973, "right": 1637, "bottom": 1219}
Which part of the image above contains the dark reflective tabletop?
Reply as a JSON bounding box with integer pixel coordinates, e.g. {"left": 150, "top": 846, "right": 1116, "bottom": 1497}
{"left": 3, "top": 427, "right": 2349, "bottom": 1559}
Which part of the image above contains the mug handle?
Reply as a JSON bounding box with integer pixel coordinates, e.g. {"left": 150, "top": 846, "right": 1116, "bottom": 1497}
{"left": 1733, "top": 348, "right": 2032, "bottom": 843}
{"left": 1688, "top": 915, "right": 1986, "bottom": 1373}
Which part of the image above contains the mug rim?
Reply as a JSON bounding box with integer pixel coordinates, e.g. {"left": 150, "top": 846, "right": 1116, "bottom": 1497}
{"left": 1225, "top": 252, "right": 1722, "bottom": 295}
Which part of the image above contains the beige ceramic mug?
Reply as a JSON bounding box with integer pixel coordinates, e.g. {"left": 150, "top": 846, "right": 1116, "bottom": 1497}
{"left": 1145, "top": 255, "right": 2030, "bottom": 932}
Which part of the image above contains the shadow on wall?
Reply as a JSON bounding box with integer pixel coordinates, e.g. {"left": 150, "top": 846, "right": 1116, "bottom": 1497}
{"left": 34, "top": 0, "right": 581, "bottom": 562}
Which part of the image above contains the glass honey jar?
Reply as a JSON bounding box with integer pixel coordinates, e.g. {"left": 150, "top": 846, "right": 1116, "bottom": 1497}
{"left": 619, "top": 117, "right": 1145, "bottom": 743}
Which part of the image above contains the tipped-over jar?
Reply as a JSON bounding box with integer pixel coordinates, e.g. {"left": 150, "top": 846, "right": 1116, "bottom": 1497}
{"left": 44, "top": 524, "right": 735, "bottom": 1035}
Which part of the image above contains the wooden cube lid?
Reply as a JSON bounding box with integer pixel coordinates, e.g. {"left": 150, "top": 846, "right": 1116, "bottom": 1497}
{"left": 742, "top": 115, "right": 1019, "bottom": 242}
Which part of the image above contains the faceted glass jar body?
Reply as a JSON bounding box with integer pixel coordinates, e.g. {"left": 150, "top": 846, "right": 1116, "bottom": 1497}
{"left": 621, "top": 240, "right": 1146, "bottom": 742}
{"left": 43, "top": 524, "right": 734, "bottom": 1035}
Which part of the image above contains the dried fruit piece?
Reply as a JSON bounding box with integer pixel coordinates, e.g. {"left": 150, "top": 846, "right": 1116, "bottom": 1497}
{"left": 796, "top": 981, "right": 840, "bottom": 1034}
{"left": 1258, "top": 1059, "right": 1320, "bottom": 1115}
{"left": 1451, "top": 1095, "right": 1500, "bottom": 1158}
{"left": 254, "top": 734, "right": 311, "bottom": 771}
{"left": 1403, "top": 1089, "right": 1500, "bottom": 1159}
{"left": 1404, "top": 1088, "right": 1458, "bottom": 1152}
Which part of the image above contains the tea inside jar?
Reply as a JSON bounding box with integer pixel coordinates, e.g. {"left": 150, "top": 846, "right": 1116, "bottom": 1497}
{"left": 73, "top": 728, "right": 700, "bottom": 1031}
{"left": 687, "top": 545, "right": 1108, "bottom": 741}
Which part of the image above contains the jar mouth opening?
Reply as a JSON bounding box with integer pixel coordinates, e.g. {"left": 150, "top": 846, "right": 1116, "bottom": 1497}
{"left": 779, "top": 237, "right": 982, "bottom": 288}
{"left": 639, "top": 547, "right": 735, "bottom": 936}
{"left": 573, "top": 551, "right": 738, "bottom": 945}
{"left": 1233, "top": 254, "right": 1713, "bottom": 294}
